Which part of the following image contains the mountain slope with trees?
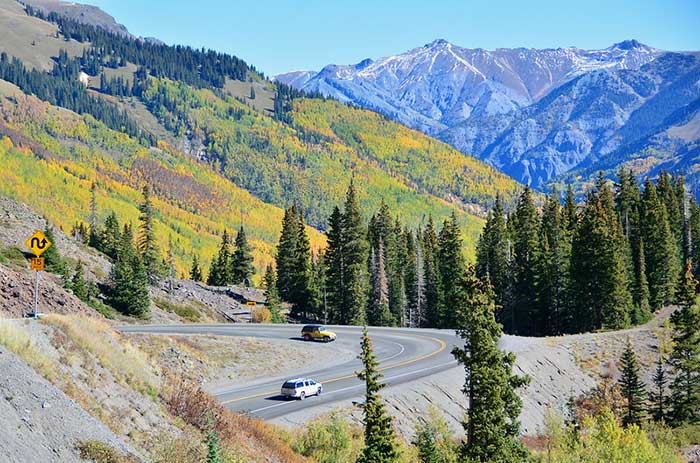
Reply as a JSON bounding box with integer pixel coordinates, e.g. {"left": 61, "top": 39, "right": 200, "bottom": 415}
{"left": 0, "top": 0, "right": 527, "bottom": 269}
{"left": 278, "top": 39, "right": 700, "bottom": 192}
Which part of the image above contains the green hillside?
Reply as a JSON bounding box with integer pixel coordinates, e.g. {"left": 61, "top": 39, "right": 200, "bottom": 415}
{"left": 0, "top": 81, "right": 325, "bottom": 278}
{"left": 0, "top": 0, "right": 527, "bottom": 267}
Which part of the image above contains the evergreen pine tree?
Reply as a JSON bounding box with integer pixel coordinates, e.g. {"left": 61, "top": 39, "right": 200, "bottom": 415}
{"left": 641, "top": 178, "right": 680, "bottom": 309}
{"left": 42, "top": 225, "right": 67, "bottom": 276}
{"left": 368, "top": 240, "right": 394, "bottom": 326}
{"left": 690, "top": 199, "right": 700, "bottom": 278}
{"left": 340, "top": 182, "right": 368, "bottom": 325}
{"left": 387, "top": 218, "right": 407, "bottom": 325}
{"left": 231, "top": 226, "right": 255, "bottom": 285}
{"left": 88, "top": 181, "right": 100, "bottom": 248}
{"left": 452, "top": 266, "right": 529, "bottom": 462}
{"left": 669, "top": 264, "right": 700, "bottom": 425}
{"left": 438, "top": 213, "right": 465, "bottom": 328}
{"left": 618, "top": 338, "right": 647, "bottom": 427}
{"left": 422, "top": 216, "right": 441, "bottom": 328}
{"left": 190, "top": 254, "right": 203, "bottom": 282}
{"left": 109, "top": 224, "right": 150, "bottom": 318}
{"left": 571, "top": 183, "right": 632, "bottom": 332}
{"left": 564, "top": 184, "right": 578, "bottom": 233}
{"left": 658, "top": 172, "right": 683, "bottom": 251}
{"left": 678, "top": 261, "right": 697, "bottom": 308}
{"left": 276, "top": 206, "right": 300, "bottom": 302}
{"left": 289, "top": 213, "right": 312, "bottom": 318}
{"left": 512, "top": 186, "right": 540, "bottom": 335}
{"left": 100, "top": 211, "right": 121, "bottom": 259}
{"left": 649, "top": 355, "right": 669, "bottom": 423}
{"left": 325, "top": 206, "right": 345, "bottom": 324}
{"left": 632, "top": 238, "right": 652, "bottom": 324}
{"left": 263, "top": 264, "right": 284, "bottom": 323}
{"left": 476, "top": 195, "right": 513, "bottom": 323}
{"left": 207, "top": 229, "right": 232, "bottom": 286}
{"left": 404, "top": 231, "right": 423, "bottom": 328}
{"left": 137, "top": 184, "right": 162, "bottom": 281}
{"left": 307, "top": 253, "right": 326, "bottom": 321}
{"left": 536, "top": 188, "right": 571, "bottom": 335}
{"left": 71, "top": 260, "right": 88, "bottom": 302}
{"left": 413, "top": 426, "right": 440, "bottom": 463}
{"left": 357, "top": 327, "right": 400, "bottom": 463}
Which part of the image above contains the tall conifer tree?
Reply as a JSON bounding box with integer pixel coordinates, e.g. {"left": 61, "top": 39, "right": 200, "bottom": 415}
{"left": 357, "top": 327, "right": 400, "bottom": 463}
{"left": 422, "top": 216, "right": 441, "bottom": 328}
{"left": 341, "top": 181, "right": 368, "bottom": 325}
{"left": 649, "top": 355, "right": 669, "bottom": 422}
{"left": 476, "top": 195, "right": 512, "bottom": 322}
{"left": 137, "top": 184, "right": 161, "bottom": 281}
{"left": 276, "top": 206, "right": 300, "bottom": 301}
{"left": 642, "top": 178, "right": 680, "bottom": 309}
{"left": 438, "top": 213, "right": 465, "bottom": 328}
{"left": 368, "top": 240, "right": 393, "bottom": 326}
{"left": 618, "top": 338, "right": 647, "bottom": 427}
{"left": 207, "top": 229, "right": 232, "bottom": 286}
{"left": 452, "top": 266, "right": 529, "bottom": 462}
{"left": 325, "top": 206, "right": 345, "bottom": 324}
{"left": 512, "top": 186, "right": 540, "bottom": 335}
{"left": 669, "top": 264, "right": 700, "bottom": 425}
{"left": 109, "top": 224, "right": 150, "bottom": 318}
{"left": 190, "top": 254, "right": 203, "bottom": 282}
{"left": 231, "top": 226, "right": 254, "bottom": 285}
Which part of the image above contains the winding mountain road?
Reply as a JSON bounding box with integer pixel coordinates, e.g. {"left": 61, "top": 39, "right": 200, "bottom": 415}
{"left": 118, "top": 324, "right": 460, "bottom": 420}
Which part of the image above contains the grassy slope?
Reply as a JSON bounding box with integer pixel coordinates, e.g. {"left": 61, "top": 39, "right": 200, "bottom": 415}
{"left": 0, "top": 0, "right": 85, "bottom": 71}
{"left": 0, "top": 83, "right": 326, "bottom": 279}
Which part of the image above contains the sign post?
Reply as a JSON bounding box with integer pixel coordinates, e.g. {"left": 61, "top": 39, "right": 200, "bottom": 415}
{"left": 25, "top": 231, "right": 51, "bottom": 319}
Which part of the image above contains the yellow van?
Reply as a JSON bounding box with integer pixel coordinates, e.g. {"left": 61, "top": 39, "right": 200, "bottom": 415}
{"left": 301, "top": 325, "right": 337, "bottom": 342}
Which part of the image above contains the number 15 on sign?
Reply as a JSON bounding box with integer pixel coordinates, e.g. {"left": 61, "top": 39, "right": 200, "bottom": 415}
{"left": 26, "top": 230, "right": 51, "bottom": 319}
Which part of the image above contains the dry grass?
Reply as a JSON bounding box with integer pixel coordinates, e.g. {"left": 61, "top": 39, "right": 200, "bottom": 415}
{"left": 43, "top": 315, "right": 160, "bottom": 395}
{"left": 252, "top": 307, "right": 272, "bottom": 323}
{"left": 163, "top": 378, "right": 310, "bottom": 463}
{"left": 0, "top": 317, "right": 55, "bottom": 380}
{"left": 75, "top": 440, "right": 138, "bottom": 463}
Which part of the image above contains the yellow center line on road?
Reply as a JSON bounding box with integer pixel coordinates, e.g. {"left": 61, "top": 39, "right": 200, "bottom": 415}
{"left": 219, "top": 334, "right": 448, "bottom": 405}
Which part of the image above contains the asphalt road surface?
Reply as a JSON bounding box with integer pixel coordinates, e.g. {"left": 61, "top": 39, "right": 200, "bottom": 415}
{"left": 118, "top": 324, "right": 460, "bottom": 420}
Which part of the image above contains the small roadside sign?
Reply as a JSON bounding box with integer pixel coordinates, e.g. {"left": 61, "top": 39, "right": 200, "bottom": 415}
{"left": 30, "top": 257, "right": 45, "bottom": 271}
{"left": 26, "top": 230, "right": 52, "bottom": 257}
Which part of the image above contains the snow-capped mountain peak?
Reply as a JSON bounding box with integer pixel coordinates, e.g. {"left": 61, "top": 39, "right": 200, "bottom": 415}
{"left": 275, "top": 39, "right": 662, "bottom": 134}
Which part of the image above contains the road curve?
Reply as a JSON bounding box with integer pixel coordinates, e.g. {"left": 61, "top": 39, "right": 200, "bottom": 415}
{"left": 118, "top": 324, "right": 460, "bottom": 420}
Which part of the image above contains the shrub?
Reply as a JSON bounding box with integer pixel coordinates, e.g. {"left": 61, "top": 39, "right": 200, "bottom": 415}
{"left": 0, "top": 246, "right": 28, "bottom": 268}
{"left": 292, "top": 413, "right": 364, "bottom": 463}
{"left": 155, "top": 298, "right": 202, "bottom": 322}
{"left": 76, "top": 440, "right": 138, "bottom": 463}
{"left": 539, "top": 408, "right": 683, "bottom": 463}
{"left": 163, "top": 378, "right": 308, "bottom": 463}
{"left": 251, "top": 307, "right": 272, "bottom": 323}
{"left": 148, "top": 432, "right": 205, "bottom": 463}
{"left": 89, "top": 298, "right": 116, "bottom": 320}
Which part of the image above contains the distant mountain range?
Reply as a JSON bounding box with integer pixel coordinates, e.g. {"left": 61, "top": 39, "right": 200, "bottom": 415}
{"left": 276, "top": 40, "right": 700, "bottom": 189}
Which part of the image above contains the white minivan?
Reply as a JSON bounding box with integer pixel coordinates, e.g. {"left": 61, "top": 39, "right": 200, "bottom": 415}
{"left": 280, "top": 378, "right": 323, "bottom": 400}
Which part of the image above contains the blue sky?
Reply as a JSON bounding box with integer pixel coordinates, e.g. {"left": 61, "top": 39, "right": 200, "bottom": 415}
{"left": 89, "top": 0, "right": 700, "bottom": 76}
